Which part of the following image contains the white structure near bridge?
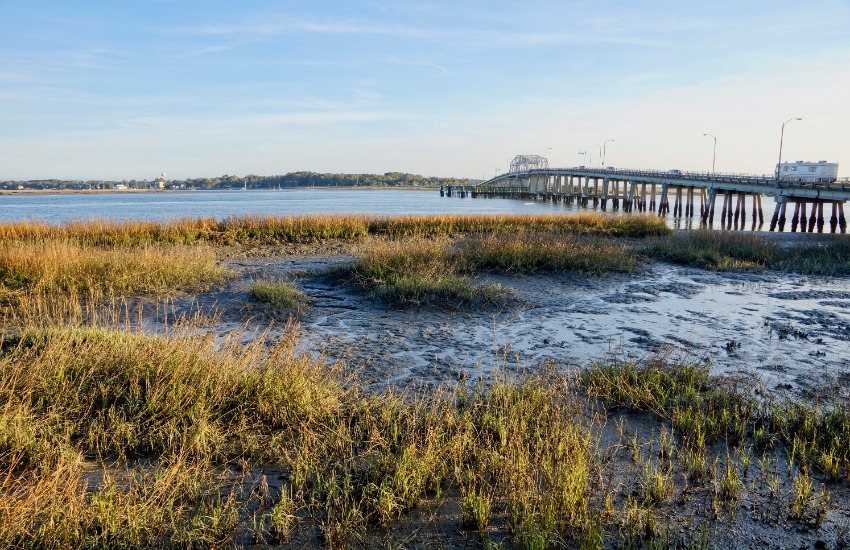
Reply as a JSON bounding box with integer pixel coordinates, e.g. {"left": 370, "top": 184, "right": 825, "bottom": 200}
{"left": 778, "top": 160, "right": 838, "bottom": 183}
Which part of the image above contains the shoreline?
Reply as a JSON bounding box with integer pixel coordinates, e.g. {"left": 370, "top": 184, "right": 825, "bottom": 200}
{"left": 0, "top": 185, "right": 440, "bottom": 196}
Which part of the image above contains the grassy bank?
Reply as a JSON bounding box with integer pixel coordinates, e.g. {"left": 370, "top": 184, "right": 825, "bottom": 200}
{"left": 2, "top": 324, "right": 845, "bottom": 547}
{"left": 0, "top": 323, "right": 602, "bottom": 546}
{"left": 0, "top": 241, "right": 230, "bottom": 325}
{"left": 349, "top": 233, "right": 638, "bottom": 307}
{"left": 646, "top": 230, "right": 850, "bottom": 275}
{"left": 0, "top": 213, "right": 670, "bottom": 247}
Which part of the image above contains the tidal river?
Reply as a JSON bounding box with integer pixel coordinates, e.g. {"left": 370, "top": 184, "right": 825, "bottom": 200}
{"left": 0, "top": 187, "right": 779, "bottom": 231}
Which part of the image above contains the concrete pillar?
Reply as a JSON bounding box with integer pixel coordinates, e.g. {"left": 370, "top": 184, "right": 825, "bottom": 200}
{"left": 778, "top": 201, "right": 788, "bottom": 232}
{"left": 808, "top": 200, "right": 818, "bottom": 233}
{"left": 707, "top": 189, "right": 718, "bottom": 224}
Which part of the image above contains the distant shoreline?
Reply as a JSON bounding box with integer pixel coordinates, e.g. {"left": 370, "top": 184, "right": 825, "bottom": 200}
{"left": 0, "top": 185, "right": 440, "bottom": 196}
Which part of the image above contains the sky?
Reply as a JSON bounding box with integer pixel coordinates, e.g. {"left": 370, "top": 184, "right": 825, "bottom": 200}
{"left": 2, "top": 0, "right": 850, "bottom": 181}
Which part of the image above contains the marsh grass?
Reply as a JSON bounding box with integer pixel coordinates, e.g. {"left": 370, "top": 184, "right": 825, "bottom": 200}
{"left": 646, "top": 231, "right": 850, "bottom": 275}
{"left": 351, "top": 233, "right": 638, "bottom": 307}
{"left": 582, "top": 359, "right": 850, "bottom": 484}
{"left": 0, "top": 240, "right": 230, "bottom": 325}
{"left": 248, "top": 278, "right": 307, "bottom": 309}
{"left": 0, "top": 212, "right": 670, "bottom": 248}
{"left": 644, "top": 231, "right": 778, "bottom": 271}
{"left": 0, "top": 319, "right": 614, "bottom": 547}
{"left": 350, "top": 238, "right": 510, "bottom": 307}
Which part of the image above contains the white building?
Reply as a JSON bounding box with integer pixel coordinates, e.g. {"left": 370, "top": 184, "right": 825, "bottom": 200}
{"left": 777, "top": 160, "right": 839, "bottom": 183}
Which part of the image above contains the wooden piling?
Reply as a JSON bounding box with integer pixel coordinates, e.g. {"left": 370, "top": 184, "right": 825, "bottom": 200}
{"left": 799, "top": 201, "right": 808, "bottom": 233}
{"left": 840, "top": 203, "right": 847, "bottom": 233}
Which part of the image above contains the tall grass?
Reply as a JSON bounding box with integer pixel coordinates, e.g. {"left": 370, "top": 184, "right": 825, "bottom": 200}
{"left": 582, "top": 359, "right": 850, "bottom": 481}
{"left": 0, "top": 319, "right": 610, "bottom": 547}
{"left": 0, "top": 240, "right": 229, "bottom": 325}
{"left": 646, "top": 231, "right": 850, "bottom": 275}
{"left": 0, "top": 213, "right": 670, "bottom": 248}
{"left": 351, "top": 233, "right": 639, "bottom": 307}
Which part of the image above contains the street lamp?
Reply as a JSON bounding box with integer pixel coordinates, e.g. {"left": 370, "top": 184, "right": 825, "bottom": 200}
{"left": 776, "top": 117, "right": 802, "bottom": 182}
{"left": 702, "top": 133, "right": 716, "bottom": 174}
{"left": 595, "top": 144, "right": 602, "bottom": 166}
{"left": 602, "top": 139, "right": 614, "bottom": 167}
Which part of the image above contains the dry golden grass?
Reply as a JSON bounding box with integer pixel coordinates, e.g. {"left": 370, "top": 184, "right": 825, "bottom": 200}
{"left": 0, "top": 212, "right": 670, "bottom": 248}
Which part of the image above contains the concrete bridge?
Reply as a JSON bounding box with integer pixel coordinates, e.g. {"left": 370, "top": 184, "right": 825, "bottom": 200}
{"left": 443, "top": 156, "right": 850, "bottom": 233}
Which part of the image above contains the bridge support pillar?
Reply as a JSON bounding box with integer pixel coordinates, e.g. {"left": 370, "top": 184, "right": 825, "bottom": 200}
{"left": 839, "top": 202, "right": 846, "bottom": 233}
{"left": 659, "top": 184, "right": 669, "bottom": 215}
{"left": 601, "top": 178, "right": 609, "bottom": 210}
{"left": 650, "top": 184, "right": 657, "bottom": 211}
{"left": 830, "top": 202, "right": 838, "bottom": 233}
{"left": 808, "top": 200, "right": 818, "bottom": 233}
{"left": 686, "top": 187, "right": 694, "bottom": 218}
{"left": 790, "top": 201, "right": 801, "bottom": 232}
{"left": 706, "top": 189, "right": 717, "bottom": 225}
{"left": 719, "top": 193, "right": 729, "bottom": 228}
{"left": 778, "top": 200, "right": 788, "bottom": 232}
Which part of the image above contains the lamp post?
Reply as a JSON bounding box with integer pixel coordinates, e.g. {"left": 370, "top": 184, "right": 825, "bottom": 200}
{"left": 776, "top": 117, "right": 802, "bottom": 183}
{"left": 702, "top": 133, "right": 716, "bottom": 174}
{"left": 602, "top": 139, "right": 614, "bottom": 167}
{"left": 595, "top": 144, "right": 602, "bottom": 166}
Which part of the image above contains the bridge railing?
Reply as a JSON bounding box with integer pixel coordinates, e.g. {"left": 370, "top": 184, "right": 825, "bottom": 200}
{"left": 481, "top": 168, "right": 850, "bottom": 191}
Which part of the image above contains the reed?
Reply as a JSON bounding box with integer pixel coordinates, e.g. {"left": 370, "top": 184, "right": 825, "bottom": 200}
{"left": 644, "top": 231, "right": 778, "bottom": 271}
{"left": 351, "top": 233, "right": 638, "bottom": 307}
{"left": 0, "top": 212, "right": 670, "bottom": 247}
{"left": 248, "top": 278, "right": 307, "bottom": 309}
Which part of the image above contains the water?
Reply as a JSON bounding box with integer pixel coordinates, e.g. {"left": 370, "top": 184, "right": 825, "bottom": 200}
{"left": 0, "top": 188, "right": 597, "bottom": 224}
{"left": 0, "top": 188, "right": 795, "bottom": 232}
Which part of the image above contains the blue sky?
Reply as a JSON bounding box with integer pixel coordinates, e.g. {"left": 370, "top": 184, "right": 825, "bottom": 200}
{"left": 2, "top": 0, "right": 850, "bottom": 180}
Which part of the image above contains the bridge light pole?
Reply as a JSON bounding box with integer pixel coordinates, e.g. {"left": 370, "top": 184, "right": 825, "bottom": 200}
{"left": 602, "top": 139, "right": 614, "bottom": 167}
{"left": 776, "top": 117, "right": 802, "bottom": 183}
{"left": 595, "top": 144, "right": 602, "bottom": 166}
{"left": 702, "top": 133, "right": 716, "bottom": 174}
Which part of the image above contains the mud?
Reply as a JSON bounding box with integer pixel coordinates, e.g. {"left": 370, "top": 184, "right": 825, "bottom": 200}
{"left": 198, "top": 257, "right": 850, "bottom": 400}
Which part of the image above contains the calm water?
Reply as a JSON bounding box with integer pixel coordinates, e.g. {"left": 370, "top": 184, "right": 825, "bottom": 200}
{"left": 0, "top": 187, "right": 782, "bottom": 231}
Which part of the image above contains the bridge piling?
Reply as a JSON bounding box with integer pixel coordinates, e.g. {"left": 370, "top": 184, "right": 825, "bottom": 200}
{"left": 706, "top": 189, "right": 717, "bottom": 224}
{"left": 800, "top": 201, "right": 808, "bottom": 233}
{"left": 791, "top": 201, "right": 801, "bottom": 232}
{"left": 778, "top": 201, "right": 788, "bottom": 231}
{"left": 808, "top": 201, "right": 818, "bottom": 233}
{"left": 687, "top": 187, "right": 695, "bottom": 218}
{"left": 839, "top": 203, "right": 847, "bottom": 233}
{"left": 738, "top": 193, "right": 745, "bottom": 227}
{"left": 816, "top": 201, "right": 825, "bottom": 233}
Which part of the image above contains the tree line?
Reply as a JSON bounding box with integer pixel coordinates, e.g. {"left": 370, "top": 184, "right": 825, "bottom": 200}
{"left": 2, "top": 172, "right": 472, "bottom": 190}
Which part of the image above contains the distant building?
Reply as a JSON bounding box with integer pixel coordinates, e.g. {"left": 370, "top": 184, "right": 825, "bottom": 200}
{"left": 777, "top": 160, "right": 839, "bottom": 182}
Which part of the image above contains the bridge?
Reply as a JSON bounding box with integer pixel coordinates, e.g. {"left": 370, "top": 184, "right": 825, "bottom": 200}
{"left": 442, "top": 155, "right": 850, "bottom": 233}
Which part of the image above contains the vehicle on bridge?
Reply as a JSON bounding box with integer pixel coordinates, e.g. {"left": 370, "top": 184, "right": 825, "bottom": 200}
{"left": 778, "top": 160, "right": 839, "bottom": 183}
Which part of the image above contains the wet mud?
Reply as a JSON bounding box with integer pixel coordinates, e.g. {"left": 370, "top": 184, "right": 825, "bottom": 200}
{"left": 203, "top": 256, "right": 850, "bottom": 400}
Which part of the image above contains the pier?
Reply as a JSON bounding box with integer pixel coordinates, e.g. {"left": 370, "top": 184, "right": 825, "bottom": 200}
{"left": 443, "top": 156, "right": 850, "bottom": 233}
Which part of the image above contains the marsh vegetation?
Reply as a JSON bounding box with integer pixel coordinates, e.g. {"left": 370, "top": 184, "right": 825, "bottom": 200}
{"left": 0, "top": 212, "right": 848, "bottom": 547}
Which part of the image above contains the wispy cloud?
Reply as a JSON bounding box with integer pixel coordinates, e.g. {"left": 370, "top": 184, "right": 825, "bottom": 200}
{"left": 170, "top": 16, "right": 667, "bottom": 48}
{"left": 176, "top": 45, "right": 231, "bottom": 58}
